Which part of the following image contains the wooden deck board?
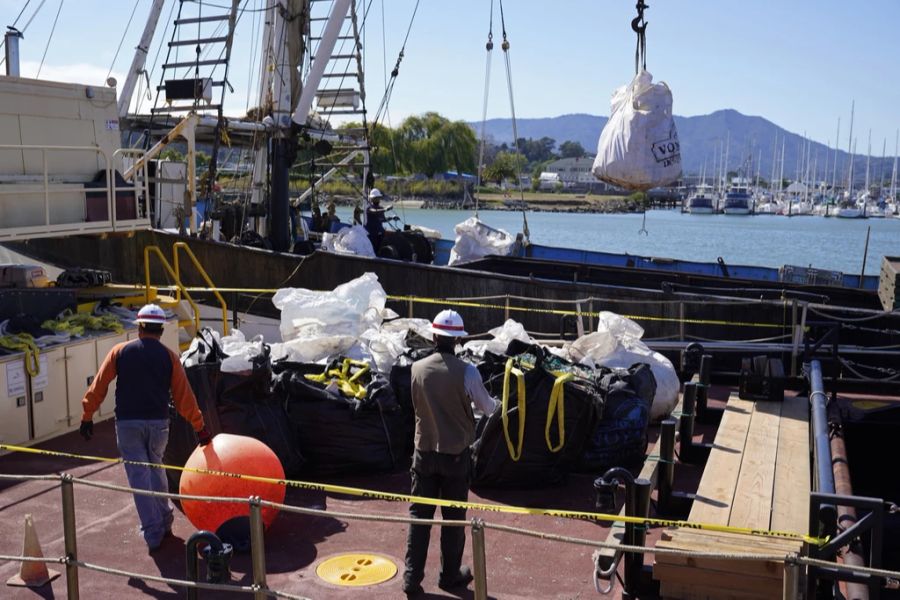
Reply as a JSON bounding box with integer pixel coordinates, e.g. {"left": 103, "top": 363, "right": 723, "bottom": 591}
{"left": 770, "top": 395, "right": 811, "bottom": 534}
{"left": 654, "top": 391, "right": 809, "bottom": 600}
{"left": 728, "top": 400, "right": 782, "bottom": 530}
{"left": 687, "top": 396, "right": 754, "bottom": 524}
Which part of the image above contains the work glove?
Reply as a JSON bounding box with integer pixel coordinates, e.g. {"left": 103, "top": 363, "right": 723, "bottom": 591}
{"left": 80, "top": 420, "right": 93, "bottom": 441}
{"left": 197, "top": 427, "right": 213, "bottom": 446}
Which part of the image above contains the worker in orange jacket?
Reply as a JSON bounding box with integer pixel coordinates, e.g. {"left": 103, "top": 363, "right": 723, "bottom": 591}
{"left": 80, "top": 304, "right": 211, "bottom": 551}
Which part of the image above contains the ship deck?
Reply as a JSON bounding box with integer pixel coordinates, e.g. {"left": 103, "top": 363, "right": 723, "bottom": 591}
{"left": 0, "top": 390, "right": 730, "bottom": 600}
{"left": 3, "top": 385, "right": 898, "bottom": 599}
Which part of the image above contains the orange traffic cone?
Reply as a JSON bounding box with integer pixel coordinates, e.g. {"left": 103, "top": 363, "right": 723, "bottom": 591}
{"left": 6, "top": 514, "right": 60, "bottom": 588}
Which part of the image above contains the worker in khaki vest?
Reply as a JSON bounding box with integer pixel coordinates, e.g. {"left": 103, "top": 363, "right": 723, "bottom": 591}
{"left": 403, "top": 310, "right": 498, "bottom": 596}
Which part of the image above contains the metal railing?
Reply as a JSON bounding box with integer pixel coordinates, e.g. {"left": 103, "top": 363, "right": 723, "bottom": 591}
{"left": 2, "top": 471, "right": 898, "bottom": 599}
{"left": 0, "top": 144, "right": 151, "bottom": 241}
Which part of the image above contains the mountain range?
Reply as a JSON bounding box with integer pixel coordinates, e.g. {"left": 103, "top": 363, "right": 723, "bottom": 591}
{"left": 474, "top": 110, "right": 898, "bottom": 187}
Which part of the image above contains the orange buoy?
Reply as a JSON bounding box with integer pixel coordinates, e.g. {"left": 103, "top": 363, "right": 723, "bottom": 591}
{"left": 179, "top": 434, "right": 286, "bottom": 533}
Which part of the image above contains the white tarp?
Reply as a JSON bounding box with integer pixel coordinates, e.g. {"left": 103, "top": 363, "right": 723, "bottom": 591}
{"left": 463, "top": 319, "right": 535, "bottom": 357}
{"left": 592, "top": 70, "right": 682, "bottom": 191}
{"left": 564, "top": 311, "right": 679, "bottom": 420}
{"left": 448, "top": 217, "right": 516, "bottom": 266}
{"left": 321, "top": 224, "right": 376, "bottom": 257}
{"left": 271, "top": 272, "right": 387, "bottom": 363}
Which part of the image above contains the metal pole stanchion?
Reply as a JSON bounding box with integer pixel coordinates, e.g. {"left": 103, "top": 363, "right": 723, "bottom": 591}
{"left": 782, "top": 555, "right": 799, "bottom": 599}
{"left": 249, "top": 497, "right": 268, "bottom": 600}
{"left": 471, "top": 519, "right": 488, "bottom": 600}
{"left": 658, "top": 419, "right": 677, "bottom": 512}
{"left": 60, "top": 474, "right": 80, "bottom": 600}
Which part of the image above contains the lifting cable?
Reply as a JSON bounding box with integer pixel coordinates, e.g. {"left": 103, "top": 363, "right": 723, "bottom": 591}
{"left": 632, "top": 0, "right": 648, "bottom": 75}
{"left": 497, "top": 0, "right": 530, "bottom": 242}
{"left": 473, "top": 0, "right": 496, "bottom": 218}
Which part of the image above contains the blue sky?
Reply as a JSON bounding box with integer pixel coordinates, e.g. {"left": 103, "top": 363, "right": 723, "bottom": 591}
{"left": 4, "top": 0, "right": 899, "bottom": 153}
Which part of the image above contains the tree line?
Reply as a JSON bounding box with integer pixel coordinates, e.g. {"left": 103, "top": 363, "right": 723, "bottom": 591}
{"left": 337, "top": 112, "right": 588, "bottom": 184}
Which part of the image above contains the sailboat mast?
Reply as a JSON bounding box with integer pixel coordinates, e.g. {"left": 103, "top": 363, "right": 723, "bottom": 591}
{"left": 846, "top": 100, "right": 855, "bottom": 193}
{"left": 891, "top": 130, "right": 899, "bottom": 203}
{"left": 805, "top": 137, "right": 812, "bottom": 203}
{"left": 865, "top": 129, "right": 871, "bottom": 195}
{"left": 723, "top": 131, "right": 730, "bottom": 189}
{"left": 778, "top": 138, "right": 785, "bottom": 194}
{"left": 832, "top": 117, "right": 840, "bottom": 193}
{"left": 770, "top": 132, "right": 778, "bottom": 191}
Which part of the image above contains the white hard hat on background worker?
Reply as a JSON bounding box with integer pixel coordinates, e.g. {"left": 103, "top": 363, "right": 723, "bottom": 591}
{"left": 428, "top": 309, "right": 468, "bottom": 337}
{"left": 134, "top": 304, "right": 167, "bottom": 325}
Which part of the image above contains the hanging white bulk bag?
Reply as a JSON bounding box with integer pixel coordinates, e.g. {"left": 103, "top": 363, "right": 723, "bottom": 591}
{"left": 592, "top": 70, "right": 682, "bottom": 191}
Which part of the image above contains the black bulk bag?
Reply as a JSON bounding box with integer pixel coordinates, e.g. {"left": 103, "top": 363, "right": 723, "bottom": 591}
{"left": 471, "top": 343, "right": 601, "bottom": 488}
{"left": 580, "top": 363, "right": 656, "bottom": 472}
{"left": 165, "top": 331, "right": 304, "bottom": 492}
{"left": 276, "top": 359, "right": 407, "bottom": 476}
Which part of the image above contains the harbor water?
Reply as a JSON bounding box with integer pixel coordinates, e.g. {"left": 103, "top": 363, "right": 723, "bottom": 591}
{"left": 336, "top": 207, "right": 900, "bottom": 277}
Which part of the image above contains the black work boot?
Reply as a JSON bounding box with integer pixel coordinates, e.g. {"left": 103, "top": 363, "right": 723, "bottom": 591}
{"left": 438, "top": 565, "right": 474, "bottom": 590}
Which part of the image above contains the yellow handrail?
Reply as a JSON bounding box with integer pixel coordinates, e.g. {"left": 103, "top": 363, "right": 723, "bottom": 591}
{"left": 172, "top": 242, "right": 229, "bottom": 337}
{"left": 143, "top": 245, "right": 202, "bottom": 340}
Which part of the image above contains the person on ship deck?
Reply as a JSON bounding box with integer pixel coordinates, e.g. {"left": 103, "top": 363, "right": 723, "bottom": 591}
{"left": 403, "top": 309, "right": 498, "bottom": 597}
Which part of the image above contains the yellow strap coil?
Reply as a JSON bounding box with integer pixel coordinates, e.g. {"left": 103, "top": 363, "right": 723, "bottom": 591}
{"left": 0, "top": 333, "right": 40, "bottom": 377}
{"left": 305, "top": 358, "right": 371, "bottom": 399}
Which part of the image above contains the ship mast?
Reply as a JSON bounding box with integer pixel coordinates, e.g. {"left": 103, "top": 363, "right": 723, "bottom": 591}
{"left": 117, "top": 0, "right": 166, "bottom": 119}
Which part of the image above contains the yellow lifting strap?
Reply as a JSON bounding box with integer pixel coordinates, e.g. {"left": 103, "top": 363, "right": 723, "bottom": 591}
{"left": 545, "top": 371, "right": 574, "bottom": 453}
{"left": 0, "top": 333, "right": 41, "bottom": 377}
{"left": 45, "top": 312, "right": 125, "bottom": 335}
{"left": 305, "top": 358, "right": 371, "bottom": 399}
{"left": 501, "top": 358, "right": 527, "bottom": 461}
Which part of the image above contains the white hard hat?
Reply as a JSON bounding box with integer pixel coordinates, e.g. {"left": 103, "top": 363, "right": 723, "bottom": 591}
{"left": 135, "top": 304, "right": 166, "bottom": 325}
{"left": 429, "top": 309, "right": 467, "bottom": 337}
{"left": 368, "top": 188, "right": 383, "bottom": 200}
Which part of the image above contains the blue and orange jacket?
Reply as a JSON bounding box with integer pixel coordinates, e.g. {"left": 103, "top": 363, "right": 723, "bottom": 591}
{"left": 81, "top": 334, "right": 205, "bottom": 432}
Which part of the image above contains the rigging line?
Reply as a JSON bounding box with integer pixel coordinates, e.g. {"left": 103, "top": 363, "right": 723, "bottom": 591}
{"left": 245, "top": 0, "right": 262, "bottom": 112}
{"left": 369, "top": 0, "right": 420, "bottom": 129}
{"left": 474, "top": 0, "right": 495, "bottom": 218}
{"left": 182, "top": 0, "right": 276, "bottom": 12}
{"left": 18, "top": 0, "right": 47, "bottom": 33}
{"left": 497, "top": 0, "right": 529, "bottom": 241}
{"left": 106, "top": 0, "right": 142, "bottom": 82}
{"left": 0, "top": 0, "right": 32, "bottom": 59}
{"left": 35, "top": 0, "right": 64, "bottom": 79}
{"left": 379, "top": 0, "right": 403, "bottom": 220}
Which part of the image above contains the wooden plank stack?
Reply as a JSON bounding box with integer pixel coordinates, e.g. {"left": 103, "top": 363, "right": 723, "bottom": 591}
{"left": 654, "top": 395, "right": 811, "bottom": 599}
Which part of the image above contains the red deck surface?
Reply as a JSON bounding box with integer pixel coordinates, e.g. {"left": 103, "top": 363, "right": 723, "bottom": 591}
{"left": 0, "top": 393, "right": 720, "bottom": 599}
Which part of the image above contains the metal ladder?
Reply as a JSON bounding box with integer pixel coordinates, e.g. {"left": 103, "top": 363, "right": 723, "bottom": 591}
{"left": 305, "top": 0, "right": 371, "bottom": 170}
{"left": 150, "top": 0, "right": 240, "bottom": 194}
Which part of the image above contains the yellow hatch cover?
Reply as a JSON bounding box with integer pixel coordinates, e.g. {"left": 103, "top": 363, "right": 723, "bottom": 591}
{"left": 316, "top": 553, "right": 397, "bottom": 586}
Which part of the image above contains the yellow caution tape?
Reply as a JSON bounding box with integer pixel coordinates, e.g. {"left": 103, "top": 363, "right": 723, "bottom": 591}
{"left": 0, "top": 443, "right": 826, "bottom": 546}
{"left": 156, "top": 284, "right": 793, "bottom": 331}
{"left": 501, "top": 358, "right": 526, "bottom": 461}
